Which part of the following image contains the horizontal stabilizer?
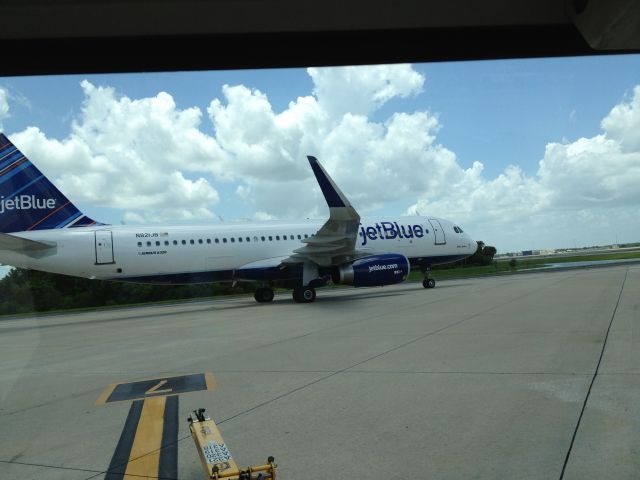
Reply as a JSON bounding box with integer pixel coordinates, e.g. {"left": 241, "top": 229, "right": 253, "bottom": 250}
{"left": 0, "top": 233, "right": 56, "bottom": 256}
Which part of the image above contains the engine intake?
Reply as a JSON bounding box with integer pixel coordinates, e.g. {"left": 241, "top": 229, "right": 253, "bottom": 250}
{"left": 336, "top": 254, "right": 410, "bottom": 287}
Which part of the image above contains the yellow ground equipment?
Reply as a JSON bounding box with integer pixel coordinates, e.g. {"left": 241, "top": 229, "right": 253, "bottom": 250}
{"left": 188, "top": 408, "right": 277, "bottom": 480}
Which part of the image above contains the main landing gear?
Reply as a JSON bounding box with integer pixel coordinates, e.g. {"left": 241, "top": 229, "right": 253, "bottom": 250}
{"left": 254, "top": 286, "right": 275, "bottom": 303}
{"left": 292, "top": 286, "right": 316, "bottom": 303}
{"left": 253, "top": 284, "right": 318, "bottom": 304}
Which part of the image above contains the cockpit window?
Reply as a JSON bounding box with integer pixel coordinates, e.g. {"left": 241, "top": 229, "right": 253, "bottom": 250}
{"left": 454, "top": 226, "right": 464, "bottom": 233}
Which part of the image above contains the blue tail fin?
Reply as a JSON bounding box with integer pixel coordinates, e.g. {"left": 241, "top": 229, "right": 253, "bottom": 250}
{"left": 0, "top": 133, "right": 102, "bottom": 233}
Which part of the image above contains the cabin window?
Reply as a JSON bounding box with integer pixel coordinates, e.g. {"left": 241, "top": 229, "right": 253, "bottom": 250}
{"left": 198, "top": 239, "right": 203, "bottom": 244}
{"left": 206, "top": 239, "right": 211, "bottom": 244}
{"left": 304, "top": 234, "right": 309, "bottom": 238}
{"left": 246, "top": 237, "right": 250, "bottom": 242}
{"left": 261, "top": 236, "right": 266, "bottom": 241}
{"left": 173, "top": 240, "right": 178, "bottom": 245}
{"left": 215, "top": 238, "right": 219, "bottom": 244}
{"left": 190, "top": 239, "right": 195, "bottom": 245}
{"left": 238, "top": 237, "right": 243, "bottom": 242}
{"left": 164, "top": 241, "right": 169, "bottom": 246}
{"left": 276, "top": 235, "right": 280, "bottom": 241}
{"left": 181, "top": 240, "right": 186, "bottom": 245}
{"left": 223, "top": 238, "right": 227, "bottom": 243}
{"left": 146, "top": 241, "right": 151, "bottom": 247}
{"left": 137, "top": 242, "right": 142, "bottom": 247}
{"left": 156, "top": 241, "right": 160, "bottom": 246}
{"left": 268, "top": 236, "right": 273, "bottom": 241}
{"left": 297, "top": 234, "right": 301, "bottom": 239}
{"left": 253, "top": 236, "right": 258, "bottom": 242}
{"left": 231, "top": 238, "right": 235, "bottom": 243}
{"left": 283, "top": 235, "right": 287, "bottom": 240}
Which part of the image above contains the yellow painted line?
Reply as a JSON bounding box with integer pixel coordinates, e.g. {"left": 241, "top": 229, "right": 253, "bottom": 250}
{"left": 124, "top": 396, "right": 166, "bottom": 478}
{"left": 95, "top": 383, "right": 117, "bottom": 406}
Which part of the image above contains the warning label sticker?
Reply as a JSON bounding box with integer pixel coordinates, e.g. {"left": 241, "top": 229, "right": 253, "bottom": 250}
{"left": 203, "top": 441, "right": 232, "bottom": 464}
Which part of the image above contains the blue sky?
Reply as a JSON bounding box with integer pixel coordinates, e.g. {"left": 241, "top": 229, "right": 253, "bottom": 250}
{"left": 1, "top": 54, "right": 640, "bottom": 271}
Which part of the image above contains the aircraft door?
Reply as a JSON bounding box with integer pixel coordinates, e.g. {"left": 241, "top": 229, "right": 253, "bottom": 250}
{"left": 95, "top": 230, "right": 115, "bottom": 264}
{"left": 428, "top": 219, "right": 446, "bottom": 245}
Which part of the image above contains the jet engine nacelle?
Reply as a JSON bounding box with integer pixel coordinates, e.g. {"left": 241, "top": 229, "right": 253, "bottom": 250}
{"left": 335, "top": 253, "right": 410, "bottom": 287}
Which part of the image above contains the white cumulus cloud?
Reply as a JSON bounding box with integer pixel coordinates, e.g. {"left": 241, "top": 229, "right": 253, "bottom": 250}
{"left": 309, "top": 64, "right": 424, "bottom": 118}
{"left": 0, "top": 87, "right": 9, "bottom": 130}
{"left": 204, "top": 65, "right": 444, "bottom": 218}
{"left": 3, "top": 66, "right": 640, "bottom": 252}
{"left": 10, "top": 81, "right": 221, "bottom": 222}
{"left": 408, "top": 85, "right": 640, "bottom": 250}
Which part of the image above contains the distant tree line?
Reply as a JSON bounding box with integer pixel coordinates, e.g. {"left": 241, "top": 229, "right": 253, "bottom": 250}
{"left": 0, "top": 268, "right": 254, "bottom": 315}
{"left": 1, "top": 241, "right": 498, "bottom": 315}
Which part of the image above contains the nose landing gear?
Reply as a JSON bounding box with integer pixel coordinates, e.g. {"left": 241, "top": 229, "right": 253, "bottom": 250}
{"left": 423, "top": 277, "right": 436, "bottom": 289}
{"left": 422, "top": 266, "right": 436, "bottom": 289}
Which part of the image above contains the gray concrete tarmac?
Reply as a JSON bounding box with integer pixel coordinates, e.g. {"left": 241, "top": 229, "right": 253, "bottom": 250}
{"left": 1, "top": 264, "right": 638, "bottom": 479}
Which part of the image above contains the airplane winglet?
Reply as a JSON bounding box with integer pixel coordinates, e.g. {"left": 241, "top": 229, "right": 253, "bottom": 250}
{"left": 307, "top": 156, "right": 351, "bottom": 208}
{"left": 280, "top": 156, "right": 361, "bottom": 267}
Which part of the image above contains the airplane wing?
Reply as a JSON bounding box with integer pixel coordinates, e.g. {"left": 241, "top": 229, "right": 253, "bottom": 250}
{"left": 283, "top": 156, "right": 361, "bottom": 267}
{"left": 0, "top": 233, "right": 57, "bottom": 257}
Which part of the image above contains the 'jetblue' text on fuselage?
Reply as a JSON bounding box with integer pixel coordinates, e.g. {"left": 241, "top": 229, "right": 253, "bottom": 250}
{"left": 359, "top": 222, "right": 424, "bottom": 246}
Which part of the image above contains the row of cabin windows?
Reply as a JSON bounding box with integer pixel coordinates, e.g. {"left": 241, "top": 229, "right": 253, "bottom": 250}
{"left": 137, "top": 233, "right": 310, "bottom": 248}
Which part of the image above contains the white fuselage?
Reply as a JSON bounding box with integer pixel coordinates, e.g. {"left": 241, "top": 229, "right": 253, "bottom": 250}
{"left": 0, "top": 216, "right": 476, "bottom": 283}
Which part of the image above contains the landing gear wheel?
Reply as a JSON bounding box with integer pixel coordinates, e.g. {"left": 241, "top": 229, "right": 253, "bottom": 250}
{"left": 293, "top": 286, "right": 316, "bottom": 303}
{"left": 422, "top": 278, "right": 436, "bottom": 289}
{"left": 254, "top": 287, "right": 274, "bottom": 303}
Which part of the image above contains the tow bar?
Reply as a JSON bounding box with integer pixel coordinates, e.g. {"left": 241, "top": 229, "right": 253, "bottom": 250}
{"left": 188, "top": 408, "right": 277, "bottom": 479}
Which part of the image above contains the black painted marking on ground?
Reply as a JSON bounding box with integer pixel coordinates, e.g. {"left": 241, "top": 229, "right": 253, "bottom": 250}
{"left": 558, "top": 267, "right": 629, "bottom": 480}
{"left": 158, "top": 395, "right": 179, "bottom": 479}
{"left": 105, "top": 399, "right": 144, "bottom": 480}
{"left": 106, "top": 373, "right": 208, "bottom": 403}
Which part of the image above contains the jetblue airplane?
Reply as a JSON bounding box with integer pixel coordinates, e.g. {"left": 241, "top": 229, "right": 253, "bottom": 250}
{"left": 0, "top": 133, "right": 476, "bottom": 303}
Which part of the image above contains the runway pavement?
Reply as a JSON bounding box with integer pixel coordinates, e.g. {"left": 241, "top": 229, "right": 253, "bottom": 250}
{"left": 1, "top": 264, "right": 638, "bottom": 479}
